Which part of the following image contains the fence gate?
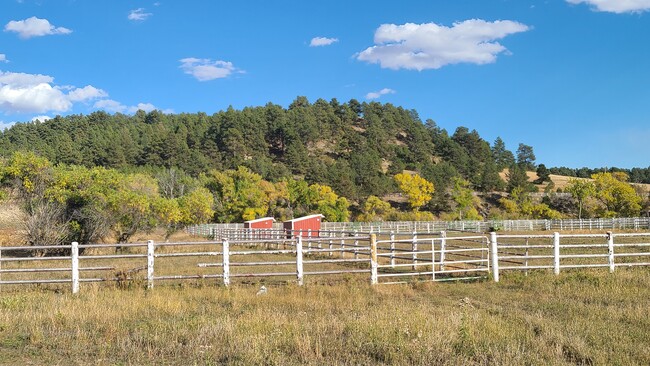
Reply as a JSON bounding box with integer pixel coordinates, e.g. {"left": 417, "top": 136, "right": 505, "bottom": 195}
{"left": 372, "top": 231, "right": 490, "bottom": 284}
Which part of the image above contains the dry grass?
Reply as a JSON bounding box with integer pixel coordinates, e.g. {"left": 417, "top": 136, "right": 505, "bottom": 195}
{"left": 1, "top": 268, "right": 649, "bottom": 365}
{"left": 498, "top": 170, "right": 650, "bottom": 192}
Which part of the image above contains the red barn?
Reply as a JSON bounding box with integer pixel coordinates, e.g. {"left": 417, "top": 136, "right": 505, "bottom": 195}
{"left": 283, "top": 214, "right": 324, "bottom": 238}
{"left": 244, "top": 217, "right": 276, "bottom": 239}
{"left": 243, "top": 217, "right": 275, "bottom": 230}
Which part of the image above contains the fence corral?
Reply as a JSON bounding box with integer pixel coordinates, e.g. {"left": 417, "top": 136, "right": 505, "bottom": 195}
{"left": 2, "top": 229, "right": 650, "bottom": 293}
{"left": 188, "top": 217, "right": 650, "bottom": 236}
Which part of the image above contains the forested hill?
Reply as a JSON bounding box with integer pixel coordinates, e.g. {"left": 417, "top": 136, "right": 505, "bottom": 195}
{"left": 0, "top": 97, "right": 522, "bottom": 204}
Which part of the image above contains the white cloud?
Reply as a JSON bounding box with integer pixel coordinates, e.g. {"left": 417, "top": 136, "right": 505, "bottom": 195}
{"left": 0, "top": 120, "right": 16, "bottom": 130}
{"left": 179, "top": 58, "right": 242, "bottom": 81}
{"left": 4, "top": 16, "right": 72, "bottom": 39}
{"left": 67, "top": 85, "right": 108, "bottom": 102}
{"left": 566, "top": 0, "right": 650, "bottom": 13}
{"left": 128, "top": 8, "right": 153, "bottom": 21}
{"left": 366, "top": 88, "right": 396, "bottom": 100}
{"left": 310, "top": 37, "right": 339, "bottom": 47}
{"left": 0, "top": 54, "right": 7, "bottom": 63}
{"left": 31, "top": 115, "right": 51, "bottom": 122}
{"left": 93, "top": 99, "right": 125, "bottom": 113}
{"left": 131, "top": 102, "right": 156, "bottom": 113}
{"left": 0, "top": 71, "right": 105, "bottom": 114}
{"left": 0, "top": 72, "right": 53, "bottom": 86}
{"left": 356, "top": 20, "right": 530, "bottom": 71}
{"left": 93, "top": 99, "right": 169, "bottom": 114}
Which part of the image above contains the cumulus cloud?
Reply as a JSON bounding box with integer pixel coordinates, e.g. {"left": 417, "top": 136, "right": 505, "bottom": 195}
{"left": 93, "top": 99, "right": 169, "bottom": 114}
{"left": 0, "top": 54, "right": 7, "bottom": 63}
{"left": 0, "top": 71, "right": 105, "bottom": 114}
{"left": 179, "top": 58, "right": 242, "bottom": 81}
{"left": 356, "top": 20, "right": 530, "bottom": 71}
{"left": 31, "top": 115, "right": 51, "bottom": 122}
{"left": 4, "top": 16, "right": 72, "bottom": 39}
{"left": 128, "top": 8, "right": 153, "bottom": 21}
{"left": 566, "top": 0, "right": 650, "bottom": 13}
{"left": 67, "top": 85, "right": 108, "bottom": 102}
{"left": 310, "top": 37, "right": 339, "bottom": 47}
{"left": 93, "top": 99, "right": 124, "bottom": 113}
{"left": 0, "top": 120, "right": 16, "bottom": 130}
{"left": 366, "top": 88, "right": 396, "bottom": 100}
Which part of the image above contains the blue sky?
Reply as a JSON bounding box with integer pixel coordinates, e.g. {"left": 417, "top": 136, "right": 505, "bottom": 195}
{"left": 1, "top": 0, "right": 649, "bottom": 169}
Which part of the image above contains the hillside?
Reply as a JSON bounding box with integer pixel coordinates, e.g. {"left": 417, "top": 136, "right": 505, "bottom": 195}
{"left": 499, "top": 170, "right": 650, "bottom": 193}
{"left": 0, "top": 98, "right": 507, "bottom": 205}
{"left": 1, "top": 98, "right": 648, "bottom": 223}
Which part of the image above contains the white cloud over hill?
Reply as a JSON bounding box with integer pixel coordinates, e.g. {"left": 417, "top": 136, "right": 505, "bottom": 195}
{"left": 357, "top": 19, "right": 529, "bottom": 70}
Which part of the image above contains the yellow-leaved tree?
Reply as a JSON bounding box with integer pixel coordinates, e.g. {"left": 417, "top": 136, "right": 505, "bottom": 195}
{"left": 308, "top": 183, "right": 350, "bottom": 222}
{"left": 394, "top": 172, "right": 434, "bottom": 211}
{"left": 204, "top": 166, "right": 268, "bottom": 222}
{"left": 357, "top": 195, "right": 393, "bottom": 222}
{"left": 591, "top": 172, "right": 641, "bottom": 217}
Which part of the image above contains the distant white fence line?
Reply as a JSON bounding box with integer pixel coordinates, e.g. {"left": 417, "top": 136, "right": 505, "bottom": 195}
{"left": 2, "top": 230, "right": 650, "bottom": 293}
{"left": 187, "top": 217, "right": 650, "bottom": 237}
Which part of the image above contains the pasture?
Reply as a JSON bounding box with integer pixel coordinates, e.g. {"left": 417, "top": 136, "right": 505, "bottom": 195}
{"left": 1, "top": 269, "right": 650, "bottom": 365}
{"left": 2, "top": 222, "right": 650, "bottom": 364}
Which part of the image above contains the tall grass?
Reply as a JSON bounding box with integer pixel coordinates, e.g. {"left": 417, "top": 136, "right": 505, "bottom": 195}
{"left": 1, "top": 268, "right": 649, "bottom": 365}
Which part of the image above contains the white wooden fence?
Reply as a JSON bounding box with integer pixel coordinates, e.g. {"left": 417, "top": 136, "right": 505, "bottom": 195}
{"left": 489, "top": 231, "right": 650, "bottom": 282}
{"left": 187, "top": 217, "right": 650, "bottom": 236}
{"left": 2, "top": 231, "right": 650, "bottom": 293}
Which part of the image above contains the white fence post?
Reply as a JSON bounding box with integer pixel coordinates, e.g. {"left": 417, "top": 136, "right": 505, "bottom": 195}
{"left": 412, "top": 231, "right": 418, "bottom": 271}
{"left": 440, "top": 231, "right": 447, "bottom": 271}
{"left": 71, "top": 241, "right": 79, "bottom": 294}
{"left": 328, "top": 232, "right": 333, "bottom": 257}
{"left": 370, "top": 234, "right": 378, "bottom": 285}
{"left": 353, "top": 230, "right": 359, "bottom": 259}
{"left": 490, "top": 232, "right": 499, "bottom": 282}
{"left": 222, "top": 239, "right": 230, "bottom": 287}
{"left": 607, "top": 231, "right": 615, "bottom": 273}
{"left": 390, "top": 231, "right": 395, "bottom": 268}
{"left": 431, "top": 239, "right": 436, "bottom": 281}
{"left": 296, "top": 236, "right": 304, "bottom": 286}
{"left": 307, "top": 230, "right": 312, "bottom": 250}
{"left": 147, "top": 240, "right": 155, "bottom": 290}
{"left": 553, "top": 232, "right": 560, "bottom": 275}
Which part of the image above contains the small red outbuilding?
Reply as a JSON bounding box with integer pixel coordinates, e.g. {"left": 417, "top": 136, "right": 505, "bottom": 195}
{"left": 243, "top": 217, "right": 275, "bottom": 230}
{"left": 243, "top": 217, "right": 276, "bottom": 239}
{"left": 283, "top": 214, "right": 324, "bottom": 238}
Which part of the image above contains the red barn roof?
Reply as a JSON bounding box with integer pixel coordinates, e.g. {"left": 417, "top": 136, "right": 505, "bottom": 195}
{"left": 284, "top": 214, "right": 324, "bottom": 223}
{"left": 244, "top": 217, "right": 276, "bottom": 224}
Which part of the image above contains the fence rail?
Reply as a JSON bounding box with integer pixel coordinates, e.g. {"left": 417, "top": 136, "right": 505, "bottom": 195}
{"left": 187, "top": 217, "right": 650, "bottom": 236}
{"left": 3, "top": 230, "right": 650, "bottom": 293}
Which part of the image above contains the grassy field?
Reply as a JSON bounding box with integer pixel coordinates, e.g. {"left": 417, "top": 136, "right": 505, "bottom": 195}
{"left": 2, "top": 202, "right": 649, "bottom": 365}
{"left": 1, "top": 268, "right": 649, "bottom": 365}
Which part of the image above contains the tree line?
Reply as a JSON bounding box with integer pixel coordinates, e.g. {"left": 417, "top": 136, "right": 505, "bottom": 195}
{"left": 0, "top": 97, "right": 541, "bottom": 207}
